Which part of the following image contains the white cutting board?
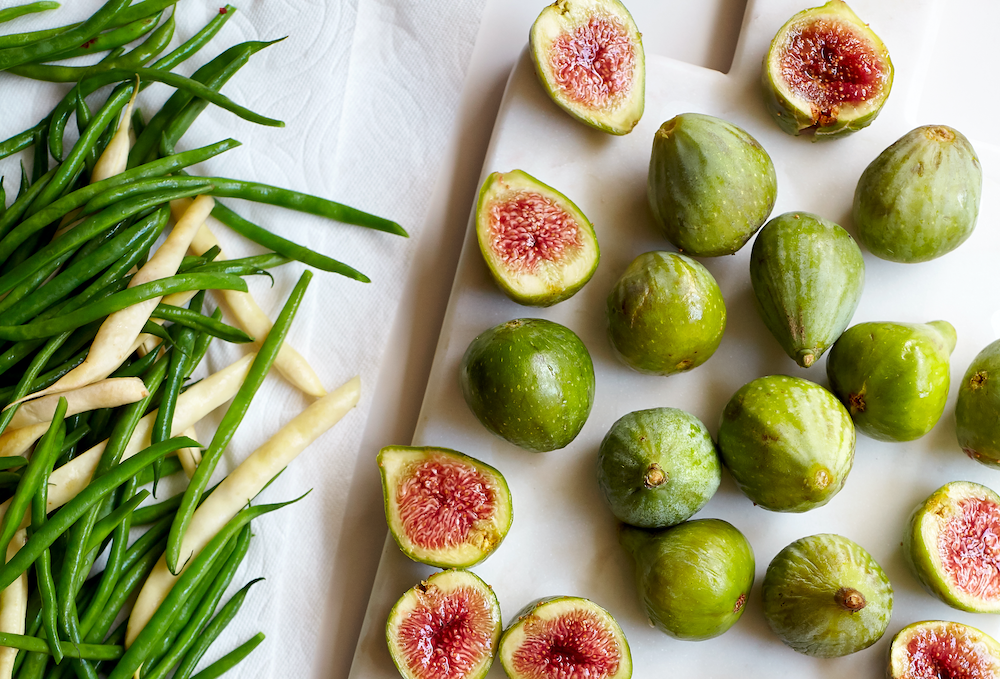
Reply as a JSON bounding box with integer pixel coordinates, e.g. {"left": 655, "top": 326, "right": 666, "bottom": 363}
{"left": 349, "top": 0, "right": 1000, "bottom": 676}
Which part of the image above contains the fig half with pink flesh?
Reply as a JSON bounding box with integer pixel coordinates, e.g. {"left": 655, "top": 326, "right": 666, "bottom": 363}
{"left": 889, "top": 620, "right": 1000, "bottom": 679}
{"left": 529, "top": 0, "right": 645, "bottom": 135}
{"left": 379, "top": 446, "right": 513, "bottom": 569}
{"left": 904, "top": 480, "right": 1000, "bottom": 612}
{"left": 386, "top": 569, "right": 502, "bottom": 679}
{"left": 499, "top": 596, "right": 632, "bottom": 679}
{"left": 475, "top": 169, "right": 599, "bottom": 307}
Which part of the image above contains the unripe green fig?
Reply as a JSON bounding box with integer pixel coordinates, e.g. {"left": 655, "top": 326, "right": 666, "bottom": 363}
{"left": 955, "top": 339, "right": 1000, "bottom": 467}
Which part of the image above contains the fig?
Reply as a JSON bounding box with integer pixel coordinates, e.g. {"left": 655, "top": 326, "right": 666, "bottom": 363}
{"left": 386, "top": 569, "right": 502, "bottom": 679}
{"left": 474, "top": 169, "right": 600, "bottom": 307}
{"left": 647, "top": 113, "right": 777, "bottom": 256}
{"left": 762, "top": 0, "right": 893, "bottom": 138}
{"left": 460, "top": 318, "right": 595, "bottom": 452}
{"left": 749, "top": 211, "right": 864, "bottom": 368}
{"left": 888, "top": 620, "right": 1000, "bottom": 679}
{"left": 498, "top": 596, "right": 632, "bottom": 679}
{"left": 619, "top": 519, "right": 754, "bottom": 641}
{"left": 528, "top": 0, "right": 644, "bottom": 135}
{"left": 606, "top": 251, "right": 726, "bottom": 376}
{"left": 904, "top": 480, "right": 1000, "bottom": 613}
{"left": 854, "top": 125, "right": 982, "bottom": 263}
{"left": 762, "top": 533, "right": 893, "bottom": 658}
{"left": 957, "top": 339, "right": 1000, "bottom": 467}
{"left": 597, "top": 407, "right": 721, "bottom": 528}
{"left": 717, "top": 375, "right": 855, "bottom": 513}
{"left": 826, "top": 320, "right": 956, "bottom": 442}
{"left": 378, "top": 446, "right": 513, "bottom": 569}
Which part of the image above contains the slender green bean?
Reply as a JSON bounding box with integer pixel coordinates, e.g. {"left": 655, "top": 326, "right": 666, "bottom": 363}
{"left": 111, "top": 0, "right": 177, "bottom": 29}
{"left": 0, "top": 166, "right": 55, "bottom": 241}
{"left": 149, "top": 305, "right": 253, "bottom": 344}
{"left": 0, "top": 1, "right": 59, "bottom": 24}
{"left": 140, "top": 319, "right": 174, "bottom": 344}
{"left": 83, "top": 489, "right": 149, "bottom": 554}
{"left": 147, "top": 3, "right": 232, "bottom": 72}
{"left": 135, "top": 454, "right": 183, "bottom": 489}
{"left": 0, "top": 119, "right": 46, "bottom": 161}
{"left": 30, "top": 121, "right": 47, "bottom": 183}
{"left": 0, "top": 245, "right": 71, "bottom": 318}
{"left": 81, "top": 176, "right": 213, "bottom": 216}
{"left": 108, "top": 347, "right": 157, "bottom": 379}
{"left": 186, "top": 253, "right": 290, "bottom": 279}
{"left": 186, "top": 631, "right": 264, "bottom": 679}
{"left": 0, "top": 0, "right": 130, "bottom": 70}
{"left": 43, "top": 12, "right": 161, "bottom": 61}
{"left": 0, "top": 457, "right": 26, "bottom": 471}
{"left": 0, "top": 330, "right": 69, "bottom": 440}
{"left": 0, "top": 632, "right": 121, "bottom": 660}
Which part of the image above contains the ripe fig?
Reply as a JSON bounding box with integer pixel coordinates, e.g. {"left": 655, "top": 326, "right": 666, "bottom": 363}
{"left": 717, "top": 375, "right": 855, "bottom": 513}
{"left": 619, "top": 519, "right": 754, "bottom": 641}
{"left": 597, "top": 407, "right": 721, "bottom": 528}
{"left": 956, "top": 339, "right": 1000, "bottom": 467}
{"left": 762, "top": 0, "right": 893, "bottom": 138}
{"left": 378, "top": 446, "right": 513, "bottom": 569}
{"left": 528, "top": 0, "right": 644, "bottom": 135}
{"left": 606, "top": 251, "right": 726, "bottom": 376}
{"left": 647, "top": 113, "right": 777, "bottom": 256}
{"left": 904, "top": 480, "right": 1000, "bottom": 613}
{"left": 460, "top": 318, "right": 595, "bottom": 452}
{"left": 386, "top": 569, "right": 502, "bottom": 679}
{"left": 826, "top": 321, "right": 956, "bottom": 442}
{"left": 498, "top": 596, "right": 632, "bottom": 679}
{"left": 474, "top": 169, "right": 600, "bottom": 307}
{"left": 888, "top": 620, "right": 1000, "bottom": 679}
{"left": 854, "top": 125, "right": 982, "bottom": 263}
{"left": 749, "top": 211, "right": 864, "bottom": 368}
{"left": 762, "top": 533, "right": 893, "bottom": 658}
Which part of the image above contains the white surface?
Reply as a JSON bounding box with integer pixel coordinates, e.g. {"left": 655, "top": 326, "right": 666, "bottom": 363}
{"left": 349, "top": 0, "right": 1000, "bottom": 677}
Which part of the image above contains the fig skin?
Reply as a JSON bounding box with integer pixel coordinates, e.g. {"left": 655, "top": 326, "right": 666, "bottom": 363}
{"left": 762, "top": 0, "right": 893, "bottom": 139}
{"left": 647, "top": 112, "right": 777, "bottom": 256}
{"left": 956, "top": 339, "right": 1000, "bottom": 467}
{"left": 460, "top": 318, "right": 595, "bottom": 453}
{"left": 904, "top": 481, "right": 1000, "bottom": 613}
{"left": 749, "top": 211, "right": 864, "bottom": 368}
{"left": 475, "top": 169, "right": 600, "bottom": 307}
{"left": 854, "top": 125, "right": 982, "bottom": 263}
{"left": 620, "top": 519, "right": 754, "bottom": 641}
{"left": 606, "top": 251, "right": 726, "bottom": 376}
{"left": 888, "top": 620, "right": 1000, "bottom": 679}
{"left": 529, "top": 0, "right": 645, "bottom": 135}
{"left": 826, "top": 321, "right": 956, "bottom": 442}
{"left": 597, "top": 408, "right": 721, "bottom": 528}
{"left": 763, "top": 533, "right": 893, "bottom": 658}
{"left": 717, "top": 375, "right": 855, "bottom": 513}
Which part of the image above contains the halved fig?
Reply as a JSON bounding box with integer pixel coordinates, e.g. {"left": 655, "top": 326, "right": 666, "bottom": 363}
{"left": 499, "top": 596, "right": 632, "bottom": 679}
{"left": 475, "top": 170, "right": 600, "bottom": 307}
{"left": 529, "top": 0, "right": 645, "bottom": 135}
{"left": 904, "top": 480, "right": 1000, "bottom": 612}
{"left": 379, "top": 446, "right": 513, "bottom": 568}
{"left": 888, "top": 620, "right": 1000, "bottom": 679}
{"left": 762, "top": 0, "right": 893, "bottom": 138}
{"left": 386, "top": 569, "right": 502, "bottom": 679}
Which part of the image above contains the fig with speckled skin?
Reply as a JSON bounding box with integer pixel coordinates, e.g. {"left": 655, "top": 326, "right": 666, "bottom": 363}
{"left": 956, "top": 339, "right": 1000, "bottom": 467}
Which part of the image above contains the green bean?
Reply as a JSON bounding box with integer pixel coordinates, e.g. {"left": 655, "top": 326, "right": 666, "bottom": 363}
{"left": 0, "top": 457, "right": 26, "bottom": 471}
{"left": 0, "top": 471, "right": 21, "bottom": 487}
{"left": 188, "top": 631, "right": 264, "bottom": 679}
{"left": 30, "top": 121, "right": 48, "bottom": 183}
{"left": 0, "top": 245, "right": 71, "bottom": 318}
{"left": 184, "top": 306, "right": 222, "bottom": 379}
{"left": 0, "top": 178, "right": 6, "bottom": 218}
{"left": 177, "top": 246, "right": 222, "bottom": 273}
{"left": 0, "top": 119, "right": 46, "bottom": 161}
{"left": 0, "top": 330, "right": 69, "bottom": 439}
{"left": 186, "top": 253, "right": 290, "bottom": 279}
{"left": 0, "top": 1, "right": 59, "bottom": 25}
{"left": 149, "top": 305, "right": 253, "bottom": 344}
{"left": 0, "top": 166, "right": 55, "bottom": 241}
{"left": 43, "top": 12, "right": 162, "bottom": 62}
{"left": 83, "top": 489, "right": 149, "bottom": 555}
{"left": 58, "top": 422, "right": 90, "bottom": 456}
{"left": 107, "top": 346, "right": 157, "bottom": 379}
{"left": 0, "top": 632, "right": 121, "bottom": 660}
{"left": 12, "top": 590, "right": 43, "bottom": 676}
{"left": 147, "top": 3, "right": 232, "bottom": 72}
{"left": 0, "top": 0, "right": 130, "bottom": 70}
{"left": 110, "top": 0, "right": 177, "bottom": 29}
{"left": 140, "top": 319, "right": 174, "bottom": 345}
{"left": 135, "top": 454, "right": 183, "bottom": 489}
{"left": 81, "top": 176, "right": 213, "bottom": 216}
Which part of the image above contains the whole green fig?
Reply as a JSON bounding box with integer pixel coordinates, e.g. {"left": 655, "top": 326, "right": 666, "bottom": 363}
{"left": 750, "top": 211, "right": 864, "bottom": 368}
{"left": 956, "top": 339, "right": 1000, "bottom": 467}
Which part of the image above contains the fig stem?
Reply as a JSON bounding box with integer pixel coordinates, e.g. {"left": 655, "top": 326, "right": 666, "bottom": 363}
{"left": 835, "top": 587, "right": 866, "bottom": 612}
{"left": 643, "top": 463, "right": 667, "bottom": 489}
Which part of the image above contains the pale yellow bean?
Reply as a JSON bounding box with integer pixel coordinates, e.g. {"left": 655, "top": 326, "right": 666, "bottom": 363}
{"left": 8, "top": 377, "right": 148, "bottom": 429}
{"left": 0, "top": 529, "right": 27, "bottom": 679}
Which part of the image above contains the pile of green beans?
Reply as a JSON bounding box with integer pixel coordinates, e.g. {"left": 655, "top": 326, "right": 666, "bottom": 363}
{"left": 0, "top": 2, "right": 404, "bottom": 677}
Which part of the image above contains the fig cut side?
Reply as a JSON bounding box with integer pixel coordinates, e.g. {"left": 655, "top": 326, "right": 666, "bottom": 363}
{"left": 889, "top": 620, "right": 1000, "bottom": 679}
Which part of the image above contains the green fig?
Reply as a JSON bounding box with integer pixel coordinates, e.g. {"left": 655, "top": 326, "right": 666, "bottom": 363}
{"left": 717, "top": 375, "right": 855, "bottom": 513}
{"left": 619, "top": 519, "right": 754, "bottom": 641}
{"left": 826, "top": 321, "right": 956, "bottom": 442}
{"left": 854, "top": 125, "right": 982, "bottom": 262}
{"left": 888, "top": 620, "right": 1000, "bottom": 679}
{"left": 597, "top": 408, "right": 721, "bottom": 528}
{"left": 956, "top": 339, "right": 1000, "bottom": 467}
{"left": 749, "top": 212, "right": 864, "bottom": 368}
{"left": 647, "top": 113, "right": 777, "bottom": 256}
{"left": 763, "top": 534, "right": 893, "bottom": 657}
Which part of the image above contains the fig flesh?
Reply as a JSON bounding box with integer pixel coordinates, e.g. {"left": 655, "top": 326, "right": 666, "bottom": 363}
{"left": 386, "top": 569, "right": 502, "bottom": 679}
{"left": 529, "top": 0, "right": 645, "bottom": 135}
{"left": 762, "top": 0, "right": 893, "bottom": 138}
{"left": 619, "top": 519, "right": 754, "bottom": 640}
{"left": 717, "top": 375, "right": 855, "bottom": 513}
{"left": 606, "top": 251, "right": 726, "bottom": 376}
{"left": 826, "top": 320, "right": 956, "bottom": 442}
{"left": 904, "top": 481, "right": 1000, "bottom": 613}
{"left": 889, "top": 620, "right": 1000, "bottom": 679}
{"left": 475, "top": 169, "right": 600, "bottom": 307}
{"left": 378, "top": 446, "right": 513, "bottom": 569}
{"left": 749, "top": 211, "right": 864, "bottom": 368}
{"left": 762, "top": 533, "right": 892, "bottom": 658}
{"left": 647, "top": 113, "right": 777, "bottom": 256}
{"left": 460, "top": 318, "right": 595, "bottom": 452}
{"left": 956, "top": 339, "right": 1000, "bottom": 467}
{"left": 854, "top": 125, "right": 982, "bottom": 263}
{"left": 498, "top": 596, "right": 632, "bottom": 679}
